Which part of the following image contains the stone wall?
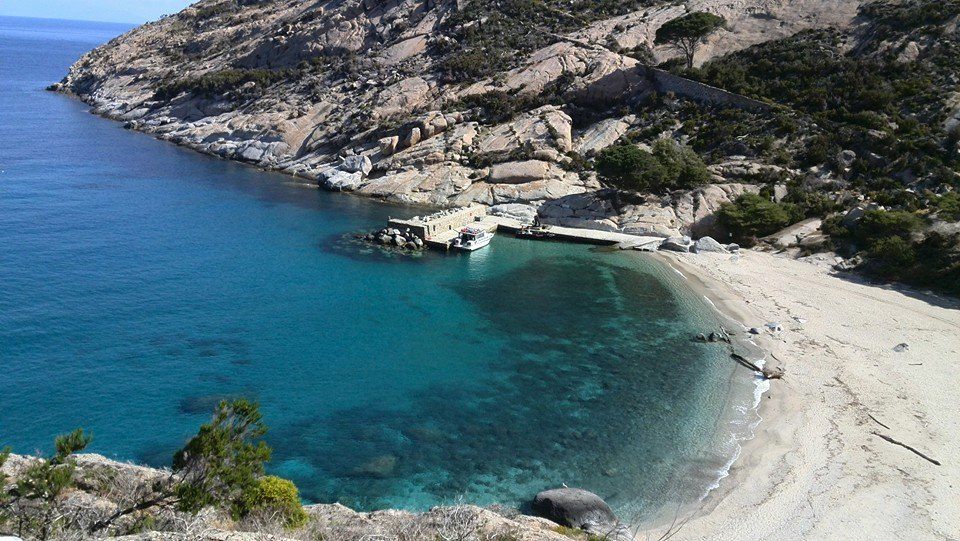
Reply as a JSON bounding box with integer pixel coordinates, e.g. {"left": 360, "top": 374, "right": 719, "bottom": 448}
{"left": 389, "top": 206, "right": 486, "bottom": 240}
{"left": 639, "top": 66, "right": 772, "bottom": 113}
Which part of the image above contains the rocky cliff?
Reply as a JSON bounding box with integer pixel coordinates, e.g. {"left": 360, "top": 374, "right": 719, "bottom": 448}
{"left": 53, "top": 0, "right": 863, "bottom": 238}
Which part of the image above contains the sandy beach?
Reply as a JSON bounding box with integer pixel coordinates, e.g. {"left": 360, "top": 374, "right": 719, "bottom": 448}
{"left": 647, "top": 250, "right": 960, "bottom": 541}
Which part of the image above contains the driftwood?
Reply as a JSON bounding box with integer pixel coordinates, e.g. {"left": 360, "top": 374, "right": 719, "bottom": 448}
{"left": 872, "top": 431, "right": 942, "bottom": 466}
{"left": 731, "top": 353, "right": 784, "bottom": 380}
{"left": 867, "top": 413, "right": 890, "bottom": 430}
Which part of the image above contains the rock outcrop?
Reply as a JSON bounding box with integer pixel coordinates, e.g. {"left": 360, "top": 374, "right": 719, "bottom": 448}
{"left": 532, "top": 488, "right": 620, "bottom": 535}
{"left": 0, "top": 453, "right": 573, "bottom": 541}
{"left": 52, "top": 0, "right": 865, "bottom": 238}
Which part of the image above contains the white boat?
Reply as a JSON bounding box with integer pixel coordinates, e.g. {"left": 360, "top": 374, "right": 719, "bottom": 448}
{"left": 451, "top": 226, "right": 494, "bottom": 251}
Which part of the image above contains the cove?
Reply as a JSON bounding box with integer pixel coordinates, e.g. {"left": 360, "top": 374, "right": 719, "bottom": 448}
{"left": 0, "top": 16, "right": 756, "bottom": 522}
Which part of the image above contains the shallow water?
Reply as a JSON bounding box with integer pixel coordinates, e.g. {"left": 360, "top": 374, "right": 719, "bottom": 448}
{"left": 0, "top": 16, "right": 756, "bottom": 520}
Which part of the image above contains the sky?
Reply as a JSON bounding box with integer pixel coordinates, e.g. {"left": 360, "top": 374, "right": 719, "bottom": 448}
{"left": 0, "top": 0, "right": 197, "bottom": 24}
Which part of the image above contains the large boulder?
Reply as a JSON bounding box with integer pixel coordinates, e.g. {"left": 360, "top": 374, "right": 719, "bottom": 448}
{"left": 660, "top": 236, "right": 693, "bottom": 252}
{"left": 693, "top": 236, "right": 728, "bottom": 253}
{"left": 323, "top": 170, "right": 364, "bottom": 191}
{"left": 761, "top": 218, "right": 823, "bottom": 249}
{"left": 489, "top": 160, "right": 552, "bottom": 184}
{"left": 532, "top": 488, "right": 617, "bottom": 532}
{"left": 341, "top": 154, "right": 372, "bottom": 175}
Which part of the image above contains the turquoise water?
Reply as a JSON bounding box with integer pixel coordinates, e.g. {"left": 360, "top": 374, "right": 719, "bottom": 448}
{"left": 0, "top": 17, "right": 754, "bottom": 520}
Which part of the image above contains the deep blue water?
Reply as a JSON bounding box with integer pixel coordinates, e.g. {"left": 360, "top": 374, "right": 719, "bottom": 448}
{"left": 0, "top": 16, "right": 754, "bottom": 520}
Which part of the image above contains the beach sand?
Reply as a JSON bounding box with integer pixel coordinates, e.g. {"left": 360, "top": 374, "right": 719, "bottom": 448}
{"left": 645, "top": 250, "right": 960, "bottom": 541}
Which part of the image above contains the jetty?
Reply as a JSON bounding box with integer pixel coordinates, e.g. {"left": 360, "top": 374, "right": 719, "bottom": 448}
{"left": 387, "top": 205, "right": 663, "bottom": 251}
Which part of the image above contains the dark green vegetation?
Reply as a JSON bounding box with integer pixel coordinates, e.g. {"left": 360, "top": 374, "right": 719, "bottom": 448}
{"left": 596, "top": 139, "right": 710, "bottom": 192}
{"left": 437, "top": 0, "right": 657, "bottom": 83}
{"left": 654, "top": 12, "right": 726, "bottom": 69}
{"left": 681, "top": 1, "right": 960, "bottom": 191}
{"left": 638, "top": 0, "right": 960, "bottom": 294}
{"left": 0, "top": 400, "right": 308, "bottom": 539}
{"left": 717, "top": 194, "right": 802, "bottom": 246}
{"left": 0, "top": 430, "right": 91, "bottom": 540}
{"left": 155, "top": 68, "right": 293, "bottom": 100}
{"left": 823, "top": 209, "right": 960, "bottom": 294}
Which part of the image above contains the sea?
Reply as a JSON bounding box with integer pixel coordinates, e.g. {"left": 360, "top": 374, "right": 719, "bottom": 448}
{"left": 0, "top": 16, "right": 760, "bottom": 523}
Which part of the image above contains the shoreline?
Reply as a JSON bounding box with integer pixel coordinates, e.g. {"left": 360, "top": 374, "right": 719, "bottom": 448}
{"left": 643, "top": 250, "right": 960, "bottom": 540}
{"left": 629, "top": 251, "right": 777, "bottom": 537}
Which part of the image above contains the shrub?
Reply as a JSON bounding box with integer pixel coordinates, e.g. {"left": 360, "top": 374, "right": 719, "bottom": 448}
{"left": 243, "top": 476, "right": 308, "bottom": 529}
{"left": 933, "top": 192, "right": 960, "bottom": 221}
{"left": 782, "top": 188, "right": 838, "bottom": 218}
{"left": 853, "top": 209, "right": 923, "bottom": 246}
{"left": 454, "top": 91, "right": 545, "bottom": 124}
{"left": 3, "top": 429, "right": 91, "bottom": 540}
{"left": 595, "top": 139, "right": 710, "bottom": 192}
{"left": 867, "top": 235, "right": 917, "bottom": 276}
{"left": 595, "top": 144, "right": 663, "bottom": 190}
{"left": 154, "top": 69, "right": 292, "bottom": 100}
{"left": 717, "top": 193, "right": 799, "bottom": 245}
{"left": 173, "top": 399, "right": 272, "bottom": 518}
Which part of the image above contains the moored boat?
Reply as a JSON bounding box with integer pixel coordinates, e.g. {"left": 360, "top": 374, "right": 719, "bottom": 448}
{"left": 515, "top": 224, "right": 556, "bottom": 240}
{"left": 451, "top": 226, "right": 494, "bottom": 251}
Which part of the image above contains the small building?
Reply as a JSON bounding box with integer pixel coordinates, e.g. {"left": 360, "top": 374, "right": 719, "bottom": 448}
{"left": 388, "top": 206, "right": 486, "bottom": 241}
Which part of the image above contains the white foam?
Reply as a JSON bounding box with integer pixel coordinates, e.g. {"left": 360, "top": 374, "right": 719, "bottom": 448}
{"left": 660, "top": 258, "right": 771, "bottom": 503}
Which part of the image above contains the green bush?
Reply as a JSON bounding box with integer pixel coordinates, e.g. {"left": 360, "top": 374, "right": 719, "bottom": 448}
{"left": 596, "top": 144, "right": 663, "bottom": 189}
{"left": 867, "top": 236, "right": 917, "bottom": 276}
{"left": 155, "top": 69, "right": 292, "bottom": 100}
{"left": 717, "top": 193, "right": 800, "bottom": 245}
{"left": 243, "top": 476, "right": 308, "bottom": 529}
{"left": 853, "top": 209, "right": 923, "bottom": 246}
{"left": 782, "top": 188, "right": 838, "bottom": 218}
{"left": 858, "top": 232, "right": 960, "bottom": 295}
{"left": 933, "top": 192, "right": 960, "bottom": 221}
{"left": 595, "top": 139, "right": 710, "bottom": 192}
{"left": 454, "top": 91, "right": 545, "bottom": 124}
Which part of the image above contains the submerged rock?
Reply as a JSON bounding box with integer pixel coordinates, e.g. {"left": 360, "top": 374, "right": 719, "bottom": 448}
{"left": 353, "top": 455, "right": 397, "bottom": 478}
{"left": 532, "top": 488, "right": 617, "bottom": 532}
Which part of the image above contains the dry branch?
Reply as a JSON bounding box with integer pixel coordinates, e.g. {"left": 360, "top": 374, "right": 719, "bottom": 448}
{"left": 871, "top": 431, "right": 941, "bottom": 466}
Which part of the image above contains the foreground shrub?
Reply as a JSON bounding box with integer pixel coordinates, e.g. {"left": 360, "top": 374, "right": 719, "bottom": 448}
{"left": 867, "top": 235, "right": 917, "bottom": 276}
{"left": 0, "top": 400, "right": 307, "bottom": 537}
{"left": 243, "top": 476, "right": 308, "bottom": 529}
{"left": 1, "top": 429, "right": 91, "bottom": 540}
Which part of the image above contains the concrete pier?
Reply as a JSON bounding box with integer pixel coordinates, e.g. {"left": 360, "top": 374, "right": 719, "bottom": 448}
{"left": 385, "top": 205, "right": 663, "bottom": 251}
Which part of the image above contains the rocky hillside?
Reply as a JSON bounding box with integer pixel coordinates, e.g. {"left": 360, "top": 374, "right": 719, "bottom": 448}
{"left": 54, "top": 0, "right": 960, "bottom": 291}
{"left": 53, "top": 0, "right": 863, "bottom": 237}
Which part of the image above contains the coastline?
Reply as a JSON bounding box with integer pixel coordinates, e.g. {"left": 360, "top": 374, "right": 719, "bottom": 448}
{"left": 643, "top": 250, "right": 960, "bottom": 540}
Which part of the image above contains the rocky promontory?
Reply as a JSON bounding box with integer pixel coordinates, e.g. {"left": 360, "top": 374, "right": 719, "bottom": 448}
{"left": 0, "top": 453, "right": 616, "bottom": 541}
{"left": 52, "top": 0, "right": 864, "bottom": 239}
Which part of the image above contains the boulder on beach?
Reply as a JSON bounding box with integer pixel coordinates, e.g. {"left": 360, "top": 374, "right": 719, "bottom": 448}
{"left": 660, "top": 236, "right": 693, "bottom": 253}
{"left": 692, "top": 236, "right": 728, "bottom": 253}
{"left": 532, "top": 488, "right": 617, "bottom": 532}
